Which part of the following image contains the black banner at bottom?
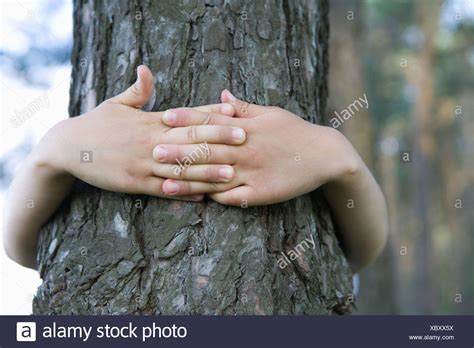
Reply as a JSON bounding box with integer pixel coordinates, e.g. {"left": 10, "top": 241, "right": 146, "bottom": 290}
{"left": 1, "top": 315, "right": 472, "bottom": 347}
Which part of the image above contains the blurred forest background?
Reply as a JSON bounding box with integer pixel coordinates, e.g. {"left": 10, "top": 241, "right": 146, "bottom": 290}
{"left": 0, "top": 0, "right": 473, "bottom": 314}
{"left": 328, "top": 0, "right": 473, "bottom": 314}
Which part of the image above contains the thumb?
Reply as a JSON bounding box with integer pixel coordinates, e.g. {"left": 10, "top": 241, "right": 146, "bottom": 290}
{"left": 109, "top": 65, "right": 154, "bottom": 108}
{"left": 220, "top": 89, "right": 267, "bottom": 118}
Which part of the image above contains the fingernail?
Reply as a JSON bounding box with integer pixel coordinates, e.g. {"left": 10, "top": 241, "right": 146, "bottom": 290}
{"left": 225, "top": 89, "right": 237, "bottom": 101}
{"left": 221, "top": 104, "right": 234, "bottom": 115}
{"left": 191, "top": 194, "right": 204, "bottom": 201}
{"left": 163, "top": 110, "right": 176, "bottom": 123}
{"left": 219, "top": 166, "right": 234, "bottom": 180}
{"left": 135, "top": 67, "right": 143, "bottom": 90}
{"left": 153, "top": 146, "right": 167, "bottom": 162}
{"left": 232, "top": 127, "right": 246, "bottom": 142}
{"left": 165, "top": 181, "right": 180, "bottom": 195}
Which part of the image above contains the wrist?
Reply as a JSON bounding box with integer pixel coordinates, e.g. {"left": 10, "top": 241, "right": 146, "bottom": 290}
{"left": 322, "top": 126, "right": 362, "bottom": 186}
{"left": 32, "top": 118, "right": 76, "bottom": 177}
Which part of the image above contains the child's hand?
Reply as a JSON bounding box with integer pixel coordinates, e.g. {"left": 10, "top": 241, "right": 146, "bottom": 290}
{"left": 160, "top": 90, "right": 388, "bottom": 270}
{"left": 4, "top": 67, "right": 249, "bottom": 268}
{"left": 35, "top": 66, "right": 246, "bottom": 200}
{"left": 159, "top": 90, "right": 359, "bottom": 205}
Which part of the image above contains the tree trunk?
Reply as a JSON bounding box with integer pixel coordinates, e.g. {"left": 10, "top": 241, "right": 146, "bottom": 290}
{"left": 33, "top": 0, "right": 353, "bottom": 315}
{"left": 406, "top": 0, "right": 441, "bottom": 314}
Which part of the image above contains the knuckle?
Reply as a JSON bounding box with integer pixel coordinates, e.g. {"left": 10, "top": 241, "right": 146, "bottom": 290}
{"left": 202, "top": 112, "right": 213, "bottom": 125}
{"left": 140, "top": 113, "right": 158, "bottom": 126}
{"left": 239, "top": 102, "right": 249, "bottom": 114}
{"left": 135, "top": 133, "right": 153, "bottom": 147}
{"left": 121, "top": 164, "right": 149, "bottom": 193}
{"left": 243, "top": 145, "right": 259, "bottom": 162}
{"left": 149, "top": 162, "right": 158, "bottom": 176}
{"left": 177, "top": 165, "right": 188, "bottom": 179}
{"left": 204, "top": 144, "right": 212, "bottom": 162}
{"left": 174, "top": 146, "right": 183, "bottom": 162}
{"left": 211, "top": 182, "right": 222, "bottom": 191}
{"left": 245, "top": 121, "right": 257, "bottom": 134}
{"left": 129, "top": 84, "right": 141, "bottom": 98}
{"left": 120, "top": 172, "right": 137, "bottom": 192}
{"left": 187, "top": 125, "right": 197, "bottom": 141}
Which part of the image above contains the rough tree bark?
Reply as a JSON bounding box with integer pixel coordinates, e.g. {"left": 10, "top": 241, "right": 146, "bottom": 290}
{"left": 33, "top": 0, "right": 353, "bottom": 315}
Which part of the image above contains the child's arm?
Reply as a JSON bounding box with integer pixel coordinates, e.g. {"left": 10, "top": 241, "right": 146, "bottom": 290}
{"left": 321, "top": 157, "right": 388, "bottom": 272}
{"left": 159, "top": 90, "right": 388, "bottom": 271}
{"left": 3, "top": 66, "right": 245, "bottom": 269}
{"left": 3, "top": 149, "right": 75, "bottom": 269}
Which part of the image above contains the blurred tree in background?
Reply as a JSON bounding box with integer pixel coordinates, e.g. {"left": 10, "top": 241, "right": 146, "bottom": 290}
{"left": 329, "top": 0, "right": 473, "bottom": 314}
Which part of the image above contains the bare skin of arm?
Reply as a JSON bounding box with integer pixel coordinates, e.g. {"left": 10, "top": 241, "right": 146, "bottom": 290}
{"left": 3, "top": 66, "right": 246, "bottom": 269}
{"left": 159, "top": 90, "right": 389, "bottom": 271}
{"left": 3, "top": 65, "right": 387, "bottom": 272}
